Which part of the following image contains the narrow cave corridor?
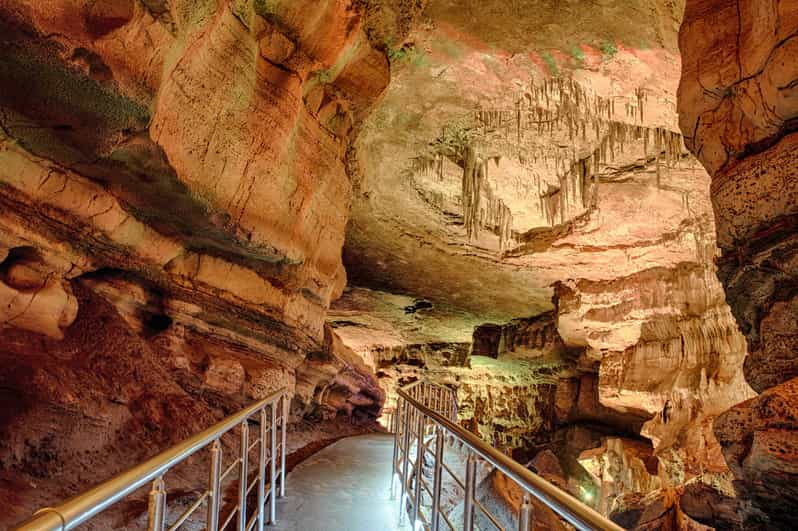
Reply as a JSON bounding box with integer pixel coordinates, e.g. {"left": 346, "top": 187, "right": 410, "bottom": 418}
{"left": 1, "top": 1, "right": 796, "bottom": 530}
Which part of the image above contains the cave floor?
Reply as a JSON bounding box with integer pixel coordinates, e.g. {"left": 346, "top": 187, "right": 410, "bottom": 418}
{"left": 274, "top": 433, "right": 409, "bottom": 531}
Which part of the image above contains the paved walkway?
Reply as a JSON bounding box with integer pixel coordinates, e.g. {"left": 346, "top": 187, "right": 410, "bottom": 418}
{"left": 273, "top": 434, "right": 411, "bottom": 531}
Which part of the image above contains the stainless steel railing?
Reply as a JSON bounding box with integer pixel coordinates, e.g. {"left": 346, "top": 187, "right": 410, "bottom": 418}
{"left": 391, "top": 380, "right": 624, "bottom": 531}
{"left": 13, "top": 388, "right": 290, "bottom": 531}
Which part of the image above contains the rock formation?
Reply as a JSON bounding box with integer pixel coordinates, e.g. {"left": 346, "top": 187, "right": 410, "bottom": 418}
{"left": 1, "top": 0, "right": 793, "bottom": 529}
{"left": 678, "top": 0, "right": 798, "bottom": 527}
{"left": 0, "top": 0, "right": 397, "bottom": 525}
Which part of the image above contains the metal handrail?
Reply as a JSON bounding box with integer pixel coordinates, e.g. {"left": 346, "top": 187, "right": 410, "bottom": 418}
{"left": 13, "top": 388, "right": 290, "bottom": 531}
{"left": 391, "top": 380, "right": 624, "bottom": 531}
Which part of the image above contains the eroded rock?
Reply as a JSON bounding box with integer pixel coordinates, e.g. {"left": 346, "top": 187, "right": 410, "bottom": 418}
{"left": 679, "top": 1, "right": 798, "bottom": 526}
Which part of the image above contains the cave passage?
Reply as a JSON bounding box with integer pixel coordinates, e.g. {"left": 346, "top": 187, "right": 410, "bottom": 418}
{"left": 1, "top": 0, "right": 796, "bottom": 530}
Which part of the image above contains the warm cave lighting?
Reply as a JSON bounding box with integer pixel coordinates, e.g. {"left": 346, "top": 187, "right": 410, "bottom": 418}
{"left": 3, "top": 0, "right": 791, "bottom": 529}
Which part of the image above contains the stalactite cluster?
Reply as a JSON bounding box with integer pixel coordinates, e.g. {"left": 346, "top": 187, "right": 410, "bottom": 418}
{"left": 653, "top": 127, "right": 684, "bottom": 187}
{"left": 476, "top": 77, "right": 645, "bottom": 144}
{"left": 412, "top": 76, "right": 689, "bottom": 245}
{"left": 411, "top": 153, "right": 445, "bottom": 181}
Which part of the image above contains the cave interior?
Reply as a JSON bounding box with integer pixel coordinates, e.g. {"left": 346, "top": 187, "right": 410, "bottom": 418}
{"left": 0, "top": 0, "right": 797, "bottom": 529}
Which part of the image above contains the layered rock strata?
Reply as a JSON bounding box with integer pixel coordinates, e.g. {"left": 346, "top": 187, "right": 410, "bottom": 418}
{"left": 679, "top": 1, "right": 798, "bottom": 527}
{"left": 0, "top": 0, "right": 397, "bottom": 526}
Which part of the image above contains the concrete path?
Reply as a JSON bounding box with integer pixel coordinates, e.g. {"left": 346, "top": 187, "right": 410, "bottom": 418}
{"left": 273, "top": 434, "right": 411, "bottom": 531}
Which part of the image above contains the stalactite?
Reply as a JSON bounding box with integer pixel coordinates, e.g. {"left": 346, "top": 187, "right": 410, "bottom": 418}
{"left": 462, "top": 146, "right": 481, "bottom": 240}
{"left": 498, "top": 203, "right": 513, "bottom": 251}
{"left": 433, "top": 77, "right": 689, "bottom": 244}
{"left": 655, "top": 127, "right": 662, "bottom": 188}
{"left": 636, "top": 87, "right": 645, "bottom": 123}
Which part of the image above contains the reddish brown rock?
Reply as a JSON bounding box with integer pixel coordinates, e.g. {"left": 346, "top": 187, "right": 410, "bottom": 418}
{"left": 0, "top": 0, "right": 393, "bottom": 526}
{"left": 555, "top": 263, "right": 754, "bottom": 483}
{"left": 679, "top": 0, "right": 798, "bottom": 526}
{"left": 714, "top": 378, "right": 798, "bottom": 529}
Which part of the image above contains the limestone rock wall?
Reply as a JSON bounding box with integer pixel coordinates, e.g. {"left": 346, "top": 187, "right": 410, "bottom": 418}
{"left": 0, "top": 0, "right": 393, "bottom": 526}
{"left": 370, "top": 313, "right": 572, "bottom": 449}
{"left": 679, "top": 1, "right": 798, "bottom": 527}
{"left": 555, "top": 262, "right": 755, "bottom": 496}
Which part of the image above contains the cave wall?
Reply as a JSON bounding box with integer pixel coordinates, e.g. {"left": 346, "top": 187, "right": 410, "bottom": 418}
{"left": 0, "top": 0, "right": 395, "bottom": 525}
{"left": 678, "top": 0, "right": 798, "bottom": 527}
{"left": 556, "top": 261, "right": 755, "bottom": 484}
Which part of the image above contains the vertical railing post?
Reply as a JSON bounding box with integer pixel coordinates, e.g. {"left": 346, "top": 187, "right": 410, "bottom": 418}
{"left": 270, "top": 401, "right": 277, "bottom": 524}
{"left": 399, "top": 399, "right": 412, "bottom": 525}
{"left": 463, "top": 453, "right": 477, "bottom": 531}
{"left": 390, "top": 397, "right": 402, "bottom": 499}
{"left": 447, "top": 388, "right": 454, "bottom": 421}
{"left": 430, "top": 426, "right": 444, "bottom": 531}
{"left": 519, "top": 493, "right": 534, "bottom": 531}
{"left": 280, "top": 393, "right": 288, "bottom": 497}
{"left": 207, "top": 440, "right": 222, "bottom": 531}
{"left": 147, "top": 477, "right": 166, "bottom": 531}
{"left": 238, "top": 420, "right": 249, "bottom": 531}
{"left": 412, "top": 412, "right": 424, "bottom": 525}
{"left": 257, "top": 409, "right": 268, "bottom": 531}
{"left": 451, "top": 389, "right": 458, "bottom": 422}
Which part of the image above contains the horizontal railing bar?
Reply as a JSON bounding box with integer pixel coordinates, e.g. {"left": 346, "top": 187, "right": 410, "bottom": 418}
{"left": 167, "top": 491, "right": 209, "bottom": 531}
{"left": 219, "top": 506, "right": 237, "bottom": 531}
{"left": 247, "top": 477, "right": 259, "bottom": 496}
{"left": 397, "top": 384, "right": 622, "bottom": 531}
{"left": 440, "top": 461, "right": 465, "bottom": 490}
{"left": 13, "top": 387, "right": 287, "bottom": 531}
{"left": 474, "top": 498, "right": 504, "bottom": 531}
{"left": 221, "top": 458, "right": 242, "bottom": 482}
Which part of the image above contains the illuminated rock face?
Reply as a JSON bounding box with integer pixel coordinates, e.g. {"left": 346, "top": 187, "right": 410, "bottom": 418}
{"left": 679, "top": 0, "right": 798, "bottom": 527}
{"left": 0, "top": 1, "right": 392, "bottom": 525}
{"left": 0, "top": 0, "right": 782, "bottom": 528}
{"left": 556, "top": 264, "right": 754, "bottom": 475}
{"left": 333, "top": 1, "right": 761, "bottom": 526}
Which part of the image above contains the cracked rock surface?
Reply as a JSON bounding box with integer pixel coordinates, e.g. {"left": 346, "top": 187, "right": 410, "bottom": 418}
{"left": 679, "top": 0, "right": 798, "bottom": 528}
{"left": 1, "top": 1, "right": 793, "bottom": 529}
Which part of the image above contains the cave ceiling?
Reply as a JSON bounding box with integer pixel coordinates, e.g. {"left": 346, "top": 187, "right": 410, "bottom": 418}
{"left": 334, "top": 0, "right": 704, "bottom": 347}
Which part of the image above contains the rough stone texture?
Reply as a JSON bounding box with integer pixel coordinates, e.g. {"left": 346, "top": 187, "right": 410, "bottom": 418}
{"left": 579, "top": 436, "right": 669, "bottom": 518}
{"left": 0, "top": 0, "right": 783, "bottom": 528}
{"left": 346, "top": 0, "right": 692, "bottom": 322}
{"left": 713, "top": 378, "right": 798, "bottom": 529}
{"left": 678, "top": 0, "right": 798, "bottom": 527}
{"left": 555, "top": 263, "right": 754, "bottom": 483}
{"left": 329, "top": 5, "right": 763, "bottom": 523}
{"left": 0, "top": 0, "right": 393, "bottom": 526}
{"left": 679, "top": 474, "right": 744, "bottom": 530}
